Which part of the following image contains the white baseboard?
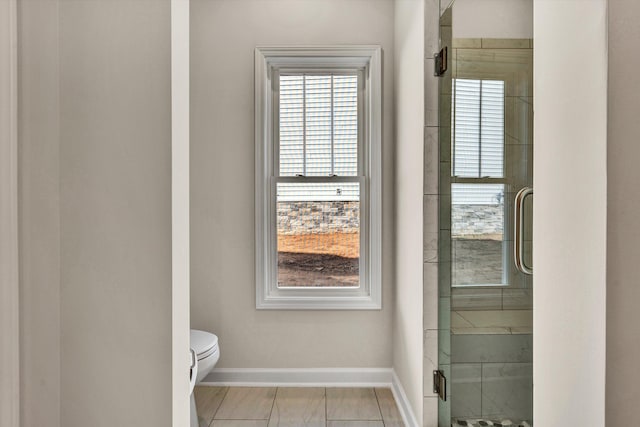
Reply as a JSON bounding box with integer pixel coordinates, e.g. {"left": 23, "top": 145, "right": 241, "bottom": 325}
{"left": 199, "top": 368, "right": 419, "bottom": 427}
{"left": 391, "top": 370, "right": 420, "bottom": 427}
{"left": 201, "top": 367, "right": 392, "bottom": 388}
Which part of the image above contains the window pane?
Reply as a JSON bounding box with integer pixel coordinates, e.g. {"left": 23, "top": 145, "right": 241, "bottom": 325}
{"left": 305, "top": 75, "right": 333, "bottom": 176}
{"left": 277, "top": 182, "right": 360, "bottom": 287}
{"left": 453, "top": 79, "right": 481, "bottom": 177}
{"left": 452, "top": 79, "right": 504, "bottom": 178}
{"left": 480, "top": 80, "right": 505, "bottom": 177}
{"left": 279, "top": 74, "right": 358, "bottom": 177}
{"left": 279, "top": 75, "right": 305, "bottom": 176}
{"left": 333, "top": 75, "right": 358, "bottom": 176}
{"left": 451, "top": 183, "right": 505, "bottom": 286}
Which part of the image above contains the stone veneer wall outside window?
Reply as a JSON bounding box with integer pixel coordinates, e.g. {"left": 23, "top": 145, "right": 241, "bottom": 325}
{"left": 277, "top": 201, "right": 360, "bottom": 235}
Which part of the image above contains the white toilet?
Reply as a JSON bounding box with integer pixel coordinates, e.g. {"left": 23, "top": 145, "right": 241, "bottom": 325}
{"left": 190, "top": 329, "right": 220, "bottom": 427}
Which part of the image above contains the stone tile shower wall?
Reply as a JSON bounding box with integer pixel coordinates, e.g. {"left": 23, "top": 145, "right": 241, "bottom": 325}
{"left": 449, "top": 334, "right": 533, "bottom": 422}
{"left": 447, "top": 36, "right": 534, "bottom": 309}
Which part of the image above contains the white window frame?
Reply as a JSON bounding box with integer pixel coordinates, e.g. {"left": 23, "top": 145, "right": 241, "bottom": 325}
{"left": 255, "top": 46, "right": 382, "bottom": 310}
{"left": 0, "top": 0, "right": 19, "bottom": 424}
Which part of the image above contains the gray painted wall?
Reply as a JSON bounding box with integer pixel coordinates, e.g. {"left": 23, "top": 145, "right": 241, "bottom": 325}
{"left": 190, "top": 0, "right": 395, "bottom": 369}
{"left": 18, "top": 1, "right": 60, "bottom": 426}
{"left": 607, "top": 0, "right": 640, "bottom": 423}
{"left": 59, "top": 1, "right": 172, "bottom": 426}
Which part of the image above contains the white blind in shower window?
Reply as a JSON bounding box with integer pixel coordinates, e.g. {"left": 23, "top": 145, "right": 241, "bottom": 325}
{"left": 278, "top": 74, "right": 359, "bottom": 202}
{"left": 452, "top": 78, "right": 505, "bottom": 178}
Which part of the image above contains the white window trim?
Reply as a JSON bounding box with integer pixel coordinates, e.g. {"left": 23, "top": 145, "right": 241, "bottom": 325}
{"left": 170, "top": 0, "right": 191, "bottom": 424}
{"left": 0, "top": 0, "right": 19, "bottom": 425}
{"left": 255, "top": 46, "right": 382, "bottom": 310}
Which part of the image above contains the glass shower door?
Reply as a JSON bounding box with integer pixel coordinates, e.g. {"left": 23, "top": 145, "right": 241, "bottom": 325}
{"left": 438, "top": 2, "right": 534, "bottom": 426}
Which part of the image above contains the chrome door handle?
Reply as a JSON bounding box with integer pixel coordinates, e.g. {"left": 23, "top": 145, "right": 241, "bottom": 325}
{"left": 514, "top": 187, "right": 533, "bottom": 275}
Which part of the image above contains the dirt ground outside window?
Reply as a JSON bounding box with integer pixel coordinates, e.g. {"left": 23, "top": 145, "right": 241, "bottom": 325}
{"left": 277, "top": 232, "right": 360, "bottom": 287}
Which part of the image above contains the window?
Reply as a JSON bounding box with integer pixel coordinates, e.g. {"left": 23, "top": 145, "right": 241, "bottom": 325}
{"left": 451, "top": 78, "right": 508, "bottom": 286}
{"left": 255, "top": 46, "right": 382, "bottom": 309}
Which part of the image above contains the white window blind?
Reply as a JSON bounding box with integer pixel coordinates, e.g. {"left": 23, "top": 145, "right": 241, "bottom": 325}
{"left": 279, "top": 74, "right": 359, "bottom": 201}
{"left": 452, "top": 78, "right": 504, "bottom": 178}
{"left": 452, "top": 78, "right": 505, "bottom": 205}
{"left": 279, "top": 74, "right": 358, "bottom": 177}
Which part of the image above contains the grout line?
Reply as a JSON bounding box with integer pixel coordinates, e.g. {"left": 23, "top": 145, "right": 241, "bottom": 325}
{"left": 209, "top": 386, "right": 230, "bottom": 425}
{"left": 324, "top": 387, "right": 328, "bottom": 427}
{"left": 267, "top": 386, "right": 278, "bottom": 425}
{"left": 324, "top": 387, "right": 328, "bottom": 426}
{"left": 480, "top": 363, "right": 484, "bottom": 419}
{"left": 373, "top": 387, "right": 386, "bottom": 426}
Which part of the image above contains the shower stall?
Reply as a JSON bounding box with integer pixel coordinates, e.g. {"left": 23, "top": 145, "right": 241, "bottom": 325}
{"left": 436, "top": 1, "right": 534, "bottom": 425}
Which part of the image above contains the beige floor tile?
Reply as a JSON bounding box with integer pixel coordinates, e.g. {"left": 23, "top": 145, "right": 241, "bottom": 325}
{"left": 326, "top": 388, "right": 381, "bottom": 421}
{"left": 327, "top": 422, "right": 384, "bottom": 427}
{"left": 374, "top": 388, "right": 404, "bottom": 426}
{"left": 195, "top": 386, "right": 229, "bottom": 426}
{"left": 214, "top": 387, "right": 276, "bottom": 420}
{"left": 267, "top": 387, "right": 325, "bottom": 427}
{"left": 211, "top": 422, "right": 269, "bottom": 427}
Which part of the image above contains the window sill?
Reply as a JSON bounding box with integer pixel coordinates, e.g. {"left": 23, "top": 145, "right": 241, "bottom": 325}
{"left": 256, "top": 292, "right": 382, "bottom": 310}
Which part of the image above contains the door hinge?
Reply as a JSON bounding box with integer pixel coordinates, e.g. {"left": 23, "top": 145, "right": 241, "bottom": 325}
{"left": 433, "top": 370, "right": 447, "bottom": 401}
{"left": 434, "top": 47, "right": 448, "bottom": 77}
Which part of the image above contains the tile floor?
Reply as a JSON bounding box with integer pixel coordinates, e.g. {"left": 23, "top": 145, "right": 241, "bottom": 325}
{"left": 193, "top": 386, "right": 405, "bottom": 427}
